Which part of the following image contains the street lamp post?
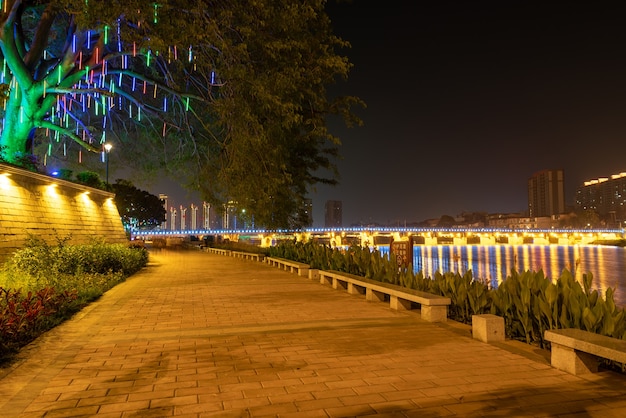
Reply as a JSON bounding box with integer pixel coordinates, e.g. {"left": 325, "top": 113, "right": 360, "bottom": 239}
{"left": 104, "top": 143, "right": 112, "bottom": 183}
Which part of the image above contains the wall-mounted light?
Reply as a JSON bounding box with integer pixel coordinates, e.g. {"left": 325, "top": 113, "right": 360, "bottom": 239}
{"left": 46, "top": 183, "right": 59, "bottom": 197}
{"left": 0, "top": 172, "right": 12, "bottom": 190}
{"left": 104, "top": 143, "right": 113, "bottom": 184}
{"left": 79, "top": 191, "right": 93, "bottom": 206}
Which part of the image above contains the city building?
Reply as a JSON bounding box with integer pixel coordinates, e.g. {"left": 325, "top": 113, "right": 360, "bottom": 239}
{"left": 576, "top": 171, "right": 626, "bottom": 226}
{"left": 487, "top": 213, "right": 554, "bottom": 229}
{"left": 179, "top": 205, "right": 187, "bottom": 230}
{"left": 190, "top": 204, "right": 198, "bottom": 230}
{"left": 220, "top": 201, "right": 253, "bottom": 230}
{"left": 170, "top": 207, "right": 177, "bottom": 231}
{"left": 325, "top": 200, "right": 342, "bottom": 228}
{"left": 202, "top": 202, "right": 222, "bottom": 230}
{"left": 302, "top": 198, "right": 313, "bottom": 227}
{"left": 158, "top": 194, "right": 168, "bottom": 230}
{"left": 527, "top": 169, "right": 565, "bottom": 217}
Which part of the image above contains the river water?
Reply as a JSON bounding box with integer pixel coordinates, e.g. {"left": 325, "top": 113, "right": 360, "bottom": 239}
{"left": 378, "top": 245, "right": 626, "bottom": 308}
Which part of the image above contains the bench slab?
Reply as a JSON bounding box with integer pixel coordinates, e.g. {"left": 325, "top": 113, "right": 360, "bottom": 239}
{"left": 544, "top": 329, "right": 626, "bottom": 375}
{"left": 266, "top": 257, "right": 310, "bottom": 277}
{"left": 320, "top": 270, "right": 450, "bottom": 322}
{"left": 231, "top": 251, "right": 265, "bottom": 261}
{"left": 323, "top": 271, "right": 449, "bottom": 305}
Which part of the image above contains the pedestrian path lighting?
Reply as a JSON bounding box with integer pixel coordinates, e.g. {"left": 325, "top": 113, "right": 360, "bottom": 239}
{"left": 104, "top": 143, "right": 112, "bottom": 183}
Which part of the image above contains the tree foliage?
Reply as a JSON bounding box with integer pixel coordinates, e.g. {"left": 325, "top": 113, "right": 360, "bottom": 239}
{"left": 0, "top": 0, "right": 361, "bottom": 229}
{"left": 110, "top": 179, "right": 166, "bottom": 230}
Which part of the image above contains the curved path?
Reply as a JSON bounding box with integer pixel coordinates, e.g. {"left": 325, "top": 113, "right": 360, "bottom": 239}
{"left": 1, "top": 250, "right": 626, "bottom": 417}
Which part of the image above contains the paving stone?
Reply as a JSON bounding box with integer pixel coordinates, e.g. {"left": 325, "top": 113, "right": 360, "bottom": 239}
{"left": 2, "top": 250, "right": 626, "bottom": 417}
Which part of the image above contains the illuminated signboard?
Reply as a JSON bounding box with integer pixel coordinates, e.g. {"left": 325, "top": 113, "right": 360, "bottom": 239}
{"left": 390, "top": 236, "right": 414, "bottom": 271}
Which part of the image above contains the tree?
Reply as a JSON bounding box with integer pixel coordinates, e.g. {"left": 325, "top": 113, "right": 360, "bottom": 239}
{"left": 75, "top": 170, "right": 104, "bottom": 189}
{"left": 0, "top": 0, "right": 361, "bottom": 229}
{"left": 437, "top": 215, "right": 456, "bottom": 228}
{"left": 574, "top": 209, "right": 600, "bottom": 229}
{"left": 110, "top": 179, "right": 166, "bottom": 230}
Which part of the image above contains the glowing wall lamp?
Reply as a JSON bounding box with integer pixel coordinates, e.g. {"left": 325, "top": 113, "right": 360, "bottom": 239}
{"left": 46, "top": 182, "right": 59, "bottom": 198}
{"left": 0, "top": 172, "right": 12, "bottom": 190}
{"left": 104, "top": 143, "right": 113, "bottom": 184}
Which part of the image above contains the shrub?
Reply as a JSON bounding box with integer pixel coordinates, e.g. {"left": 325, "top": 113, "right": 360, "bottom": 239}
{"left": 0, "top": 236, "right": 149, "bottom": 363}
{"left": 75, "top": 171, "right": 104, "bottom": 189}
{"left": 0, "top": 287, "right": 79, "bottom": 361}
{"left": 212, "top": 240, "right": 270, "bottom": 255}
{"left": 6, "top": 235, "right": 148, "bottom": 284}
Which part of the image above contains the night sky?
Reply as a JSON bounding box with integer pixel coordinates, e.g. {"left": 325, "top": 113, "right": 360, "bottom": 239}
{"left": 311, "top": 0, "right": 626, "bottom": 227}
{"left": 150, "top": 1, "right": 626, "bottom": 229}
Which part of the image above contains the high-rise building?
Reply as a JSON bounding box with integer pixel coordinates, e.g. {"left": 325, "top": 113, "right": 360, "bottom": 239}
{"left": 159, "top": 194, "right": 168, "bottom": 230}
{"left": 576, "top": 171, "right": 626, "bottom": 225}
{"left": 302, "top": 198, "right": 313, "bottom": 227}
{"left": 528, "top": 169, "right": 564, "bottom": 217}
{"left": 202, "top": 202, "right": 215, "bottom": 229}
{"left": 180, "top": 205, "right": 187, "bottom": 230}
{"left": 170, "top": 207, "right": 177, "bottom": 231}
{"left": 223, "top": 201, "right": 238, "bottom": 230}
{"left": 190, "top": 204, "right": 198, "bottom": 230}
{"left": 325, "top": 200, "right": 342, "bottom": 228}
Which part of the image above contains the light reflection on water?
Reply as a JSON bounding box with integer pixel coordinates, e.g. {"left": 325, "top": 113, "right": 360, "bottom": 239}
{"left": 378, "top": 245, "right": 626, "bottom": 309}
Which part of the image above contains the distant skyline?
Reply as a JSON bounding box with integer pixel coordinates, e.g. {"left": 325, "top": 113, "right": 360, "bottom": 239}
{"left": 307, "top": 0, "right": 626, "bottom": 227}
{"left": 142, "top": 1, "right": 626, "bottom": 228}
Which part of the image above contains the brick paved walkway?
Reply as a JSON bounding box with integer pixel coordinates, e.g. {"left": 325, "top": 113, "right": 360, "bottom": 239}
{"left": 1, "top": 250, "right": 626, "bottom": 417}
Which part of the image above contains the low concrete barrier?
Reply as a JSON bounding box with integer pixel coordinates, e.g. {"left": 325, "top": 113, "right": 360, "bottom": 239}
{"left": 319, "top": 270, "right": 450, "bottom": 322}
{"left": 545, "top": 328, "right": 626, "bottom": 375}
{"left": 265, "top": 257, "right": 309, "bottom": 277}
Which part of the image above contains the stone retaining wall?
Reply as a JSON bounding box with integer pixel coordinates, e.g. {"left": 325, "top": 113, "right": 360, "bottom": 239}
{"left": 0, "top": 163, "right": 128, "bottom": 261}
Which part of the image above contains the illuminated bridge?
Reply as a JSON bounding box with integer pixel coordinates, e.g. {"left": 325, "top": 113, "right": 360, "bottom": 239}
{"left": 132, "top": 227, "right": 625, "bottom": 247}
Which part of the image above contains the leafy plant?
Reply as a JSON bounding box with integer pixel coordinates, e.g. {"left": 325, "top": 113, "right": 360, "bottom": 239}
{"left": 0, "top": 287, "right": 78, "bottom": 361}
{"left": 0, "top": 236, "right": 149, "bottom": 363}
{"left": 75, "top": 171, "right": 105, "bottom": 189}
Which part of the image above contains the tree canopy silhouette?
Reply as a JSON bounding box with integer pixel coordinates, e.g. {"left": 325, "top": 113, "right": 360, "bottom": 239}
{"left": 111, "top": 179, "right": 166, "bottom": 230}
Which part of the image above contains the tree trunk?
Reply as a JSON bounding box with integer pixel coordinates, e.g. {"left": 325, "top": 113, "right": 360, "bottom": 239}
{"left": 0, "top": 86, "right": 36, "bottom": 162}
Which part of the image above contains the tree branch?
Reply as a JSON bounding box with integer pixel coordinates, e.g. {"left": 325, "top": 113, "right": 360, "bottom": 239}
{"left": 23, "top": 2, "right": 58, "bottom": 70}
{"left": 0, "top": 0, "right": 32, "bottom": 89}
{"left": 36, "top": 120, "right": 101, "bottom": 153}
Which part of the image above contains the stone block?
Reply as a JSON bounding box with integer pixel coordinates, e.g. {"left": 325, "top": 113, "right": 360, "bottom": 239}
{"left": 347, "top": 283, "right": 365, "bottom": 295}
{"left": 333, "top": 278, "right": 347, "bottom": 290}
{"left": 308, "top": 269, "right": 319, "bottom": 280}
{"left": 422, "top": 305, "right": 447, "bottom": 322}
{"left": 472, "top": 314, "right": 505, "bottom": 342}
{"left": 319, "top": 274, "right": 332, "bottom": 286}
{"left": 366, "top": 288, "right": 385, "bottom": 302}
{"left": 550, "top": 343, "right": 598, "bottom": 375}
{"left": 390, "top": 296, "right": 412, "bottom": 311}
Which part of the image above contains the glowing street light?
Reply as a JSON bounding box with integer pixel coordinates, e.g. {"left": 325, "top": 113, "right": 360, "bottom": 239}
{"left": 104, "top": 143, "right": 112, "bottom": 184}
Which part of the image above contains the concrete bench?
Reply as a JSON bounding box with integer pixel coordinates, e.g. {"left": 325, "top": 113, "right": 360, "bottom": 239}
{"left": 231, "top": 251, "right": 265, "bottom": 262}
{"left": 204, "top": 247, "right": 231, "bottom": 256}
{"left": 319, "top": 270, "right": 450, "bottom": 322}
{"left": 544, "top": 328, "right": 626, "bottom": 375}
{"left": 265, "top": 257, "right": 310, "bottom": 277}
